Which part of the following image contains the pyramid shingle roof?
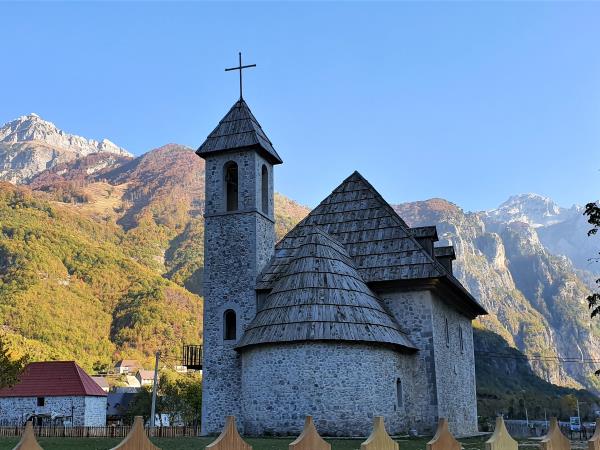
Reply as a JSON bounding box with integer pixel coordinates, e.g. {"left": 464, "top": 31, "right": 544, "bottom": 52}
{"left": 238, "top": 227, "right": 415, "bottom": 351}
{"left": 196, "top": 99, "right": 282, "bottom": 164}
{"left": 258, "top": 171, "right": 486, "bottom": 317}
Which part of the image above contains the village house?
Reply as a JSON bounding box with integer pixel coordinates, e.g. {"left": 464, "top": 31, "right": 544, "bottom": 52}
{"left": 113, "top": 359, "right": 140, "bottom": 375}
{"left": 135, "top": 369, "right": 155, "bottom": 387}
{"left": 0, "top": 361, "right": 107, "bottom": 426}
{"left": 106, "top": 392, "right": 136, "bottom": 425}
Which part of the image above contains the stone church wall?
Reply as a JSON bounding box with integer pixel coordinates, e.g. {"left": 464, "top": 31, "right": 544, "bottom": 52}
{"left": 377, "top": 289, "right": 439, "bottom": 434}
{"left": 430, "top": 291, "right": 479, "bottom": 435}
{"left": 240, "top": 341, "right": 415, "bottom": 437}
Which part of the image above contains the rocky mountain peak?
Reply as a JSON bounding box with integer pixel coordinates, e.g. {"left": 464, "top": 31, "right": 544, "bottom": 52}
{"left": 0, "top": 114, "right": 133, "bottom": 184}
{"left": 0, "top": 114, "right": 132, "bottom": 157}
{"left": 487, "top": 193, "right": 578, "bottom": 228}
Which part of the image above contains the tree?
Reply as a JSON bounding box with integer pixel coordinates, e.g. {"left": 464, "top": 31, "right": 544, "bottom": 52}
{"left": 125, "top": 370, "right": 202, "bottom": 426}
{"left": 585, "top": 201, "right": 600, "bottom": 317}
{"left": 0, "top": 338, "right": 28, "bottom": 389}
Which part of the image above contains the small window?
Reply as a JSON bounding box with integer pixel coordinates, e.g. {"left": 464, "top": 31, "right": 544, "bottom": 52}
{"left": 445, "top": 317, "right": 450, "bottom": 347}
{"left": 261, "top": 165, "right": 269, "bottom": 214}
{"left": 37, "top": 397, "right": 45, "bottom": 407}
{"left": 224, "top": 162, "right": 239, "bottom": 212}
{"left": 396, "top": 378, "right": 403, "bottom": 408}
{"left": 459, "top": 325, "right": 464, "bottom": 352}
{"left": 224, "top": 309, "right": 237, "bottom": 341}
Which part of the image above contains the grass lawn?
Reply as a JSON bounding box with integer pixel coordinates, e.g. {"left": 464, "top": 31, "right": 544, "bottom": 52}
{"left": 0, "top": 435, "right": 551, "bottom": 450}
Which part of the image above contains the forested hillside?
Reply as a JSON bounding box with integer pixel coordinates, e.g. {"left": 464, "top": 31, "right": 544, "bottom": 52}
{"left": 0, "top": 182, "right": 201, "bottom": 369}
{"left": 0, "top": 143, "right": 310, "bottom": 370}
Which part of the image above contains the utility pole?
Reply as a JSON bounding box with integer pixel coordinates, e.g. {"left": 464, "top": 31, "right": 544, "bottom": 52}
{"left": 149, "top": 351, "right": 160, "bottom": 435}
{"left": 525, "top": 407, "right": 529, "bottom": 427}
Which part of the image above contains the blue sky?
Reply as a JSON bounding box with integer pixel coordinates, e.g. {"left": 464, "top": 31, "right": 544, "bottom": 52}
{"left": 1, "top": 2, "right": 599, "bottom": 211}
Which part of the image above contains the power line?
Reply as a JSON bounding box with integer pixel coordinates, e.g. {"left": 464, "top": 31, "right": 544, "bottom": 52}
{"left": 475, "top": 350, "right": 600, "bottom": 365}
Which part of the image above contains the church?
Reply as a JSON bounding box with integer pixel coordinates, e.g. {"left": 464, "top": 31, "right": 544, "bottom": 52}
{"left": 196, "top": 93, "right": 487, "bottom": 437}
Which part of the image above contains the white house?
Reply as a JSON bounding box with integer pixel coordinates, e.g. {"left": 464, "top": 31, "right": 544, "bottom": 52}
{"left": 135, "top": 370, "right": 155, "bottom": 387}
{"left": 0, "top": 361, "right": 107, "bottom": 426}
{"left": 113, "top": 359, "right": 140, "bottom": 375}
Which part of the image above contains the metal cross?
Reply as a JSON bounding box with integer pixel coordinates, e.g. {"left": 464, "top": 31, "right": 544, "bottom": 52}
{"left": 225, "top": 52, "right": 256, "bottom": 100}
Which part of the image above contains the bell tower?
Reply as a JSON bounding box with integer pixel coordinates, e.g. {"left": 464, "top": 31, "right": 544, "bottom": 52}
{"left": 196, "top": 96, "right": 282, "bottom": 435}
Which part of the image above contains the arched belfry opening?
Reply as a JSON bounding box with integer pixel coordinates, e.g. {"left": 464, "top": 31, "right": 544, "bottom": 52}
{"left": 224, "top": 161, "right": 238, "bottom": 211}
{"left": 261, "top": 165, "right": 269, "bottom": 214}
{"left": 224, "top": 309, "right": 237, "bottom": 341}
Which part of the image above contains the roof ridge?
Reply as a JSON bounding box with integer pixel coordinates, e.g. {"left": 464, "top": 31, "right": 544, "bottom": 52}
{"left": 73, "top": 362, "right": 87, "bottom": 396}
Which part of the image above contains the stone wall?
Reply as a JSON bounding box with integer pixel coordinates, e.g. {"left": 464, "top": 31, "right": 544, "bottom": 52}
{"left": 377, "top": 288, "right": 439, "bottom": 434}
{"left": 0, "top": 396, "right": 106, "bottom": 426}
{"left": 430, "top": 291, "right": 479, "bottom": 435}
{"left": 201, "top": 150, "right": 275, "bottom": 435}
{"left": 377, "top": 287, "right": 479, "bottom": 436}
{"left": 84, "top": 396, "right": 108, "bottom": 426}
{"left": 240, "top": 341, "right": 416, "bottom": 437}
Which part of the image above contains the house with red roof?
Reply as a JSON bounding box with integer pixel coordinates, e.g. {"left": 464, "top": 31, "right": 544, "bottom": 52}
{"left": 0, "top": 361, "right": 107, "bottom": 426}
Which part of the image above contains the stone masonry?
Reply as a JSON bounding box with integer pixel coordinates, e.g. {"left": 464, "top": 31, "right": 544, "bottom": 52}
{"left": 378, "top": 288, "right": 478, "bottom": 435}
{"left": 241, "top": 342, "right": 416, "bottom": 437}
{"left": 0, "top": 396, "right": 106, "bottom": 426}
{"left": 201, "top": 149, "right": 275, "bottom": 435}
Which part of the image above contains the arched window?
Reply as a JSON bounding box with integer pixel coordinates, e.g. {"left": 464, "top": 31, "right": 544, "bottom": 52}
{"left": 223, "top": 309, "right": 237, "bottom": 341}
{"left": 261, "top": 165, "right": 268, "bottom": 214}
{"left": 396, "top": 378, "right": 403, "bottom": 408}
{"left": 224, "top": 162, "right": 238, "bottom": 212}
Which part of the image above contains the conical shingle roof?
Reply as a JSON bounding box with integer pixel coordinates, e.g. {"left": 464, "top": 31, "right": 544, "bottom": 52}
{"left": 196, "top": 99, "right": 282, "bottom": 164}
{"left": 237, "top": 227, "right": 415, "bottom": 351}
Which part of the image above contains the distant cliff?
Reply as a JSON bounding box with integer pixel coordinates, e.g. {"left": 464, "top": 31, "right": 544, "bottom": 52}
{"left": 0, "top": 114, "right": 132, "bottom": 184}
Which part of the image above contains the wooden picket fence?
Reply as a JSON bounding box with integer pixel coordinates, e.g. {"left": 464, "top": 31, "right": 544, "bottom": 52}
{"left": 0, "top": 423, "right": 199, "bottom": 438}
{"left": 8, "top": 414, "right": 600, "bottom": 450}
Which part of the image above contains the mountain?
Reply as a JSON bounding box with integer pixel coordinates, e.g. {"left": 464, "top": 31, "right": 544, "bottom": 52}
{"left": 394, "top": 198, "right": 600, "bottom": 394}
{"left": 0, "top": 117, "right": 311, "bottom": 371}
{"left": 0, "top": 114, "right": 132, "bottom": 184}
{"left": 487, "top": 194, "right": 600, "bottom": 275}
{"left": 487, "top": 193, "right": 576, "bottom": 228}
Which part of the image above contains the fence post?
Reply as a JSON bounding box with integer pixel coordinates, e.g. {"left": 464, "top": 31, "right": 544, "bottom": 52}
{"left": 289, "top": 416, "right": 330, "bottom": 450}
{"left": 485, "top": 417, "right": 517, "bottom": 450}
{"left": 588, "top": 418, "right": 600, "bottom": 450}
{"left": 541, "top": 418, "right": 570, "bottom": 450}
{"left": 206, "top": 416, "right": 252, "bottom": 450}
{"left": 360, "top": 417, "right": 398, "bottom": 450}
{"left": 12, "top": 421, "right": 43, "bottom": 450}
{"left": 108, "top": 416, "right": 160, "bottom": 450}
{"left": 426, "top": 418, "right": 460, "bottom": 450}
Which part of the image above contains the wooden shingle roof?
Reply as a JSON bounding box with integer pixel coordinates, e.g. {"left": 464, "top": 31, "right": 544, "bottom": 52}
{"left": 258, "top": 171, "right": 447, "bottom": 287}
{"left": 196, "top": 99, "right": 282, "bottom": 165}
{"left": 258, "top": 171, "right": 486, "bottom": 317}
{"left": 237, "top": 227, "right": 416, "bottom": 351}
{"left": 0, "top": 361, "right": 107, "bottom": 397}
